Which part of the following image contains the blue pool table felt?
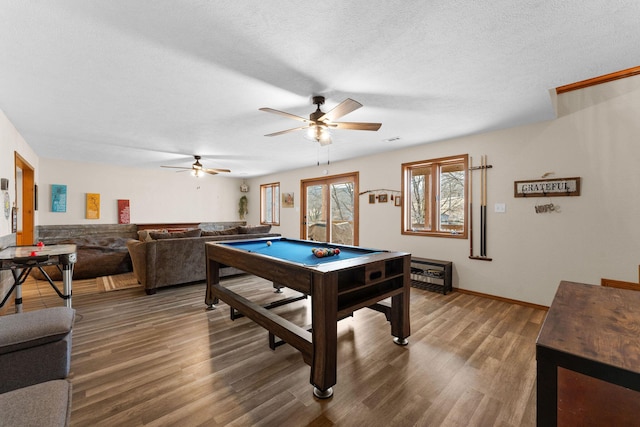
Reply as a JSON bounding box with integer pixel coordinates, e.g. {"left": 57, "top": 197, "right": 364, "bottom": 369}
{"left": 221, "top": 239, "right": 380, "bottom": 266}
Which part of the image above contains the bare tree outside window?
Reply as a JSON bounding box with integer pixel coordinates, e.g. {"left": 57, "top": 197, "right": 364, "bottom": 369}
{"left": 402, "top": 155, "right": 468, "bottom": 238}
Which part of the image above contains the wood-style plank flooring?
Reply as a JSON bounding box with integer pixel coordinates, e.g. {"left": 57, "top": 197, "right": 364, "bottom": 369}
{"left": 6, "top": 274, "right": 544, "bottom": 426}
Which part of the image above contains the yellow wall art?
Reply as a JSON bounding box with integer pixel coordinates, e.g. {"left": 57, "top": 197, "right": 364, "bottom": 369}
{"left": 86, "top": 193, "right": 100, "bottom": 219}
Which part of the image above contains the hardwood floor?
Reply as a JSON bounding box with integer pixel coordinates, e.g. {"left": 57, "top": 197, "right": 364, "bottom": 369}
{"left": 8, "top": 275, "right": 544, "bottom": 426}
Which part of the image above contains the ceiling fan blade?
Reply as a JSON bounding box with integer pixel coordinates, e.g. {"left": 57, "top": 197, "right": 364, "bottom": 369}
{"left": 161, "top": 165, "right": 191, "bottom": 170}
{"left": 318, "top": 98, "right": 362, "bottom": 122}
{"left": 259, "top": 107, "right": 310, "bottom": 123}
{"left": 204, "top": 168, "right": 231, "bottom": 174}
{"left": 265, "top": 125, "right": 311, "bottom": 137}
{"left": 330, "top": 122, "right": 382, "bottom": 131}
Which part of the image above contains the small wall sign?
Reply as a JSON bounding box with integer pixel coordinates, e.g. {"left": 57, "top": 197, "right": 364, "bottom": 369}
{"left": 514, "top": 177, "right": 581, "bottom": 198}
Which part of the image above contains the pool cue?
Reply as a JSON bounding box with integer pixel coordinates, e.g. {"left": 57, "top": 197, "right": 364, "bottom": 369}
{"left": 483, "top": 155, "right": 488, "bottom": 256}
{"left": 481, "top": 155, "right": 488, "bottom": 257}
{"left": 469, "top": 156, "right": 474, "bottom": 257}
{"left": 479, "top": 155, "right": 484, "bottom": 256}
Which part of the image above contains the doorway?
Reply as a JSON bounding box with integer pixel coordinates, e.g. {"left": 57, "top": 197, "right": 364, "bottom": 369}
{"left": 14, "top": 153, "right": 35, "bottom": 245}
{"left": 301, "top": 172, "right": 359, "bottom": 245}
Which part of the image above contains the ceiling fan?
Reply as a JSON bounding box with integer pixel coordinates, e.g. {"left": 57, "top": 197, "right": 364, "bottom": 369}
{"left": 260, "top": 96, "right": 381, "bottom": 146}
{"left": 161, "top": 155, "right": 231, "bottom": 177}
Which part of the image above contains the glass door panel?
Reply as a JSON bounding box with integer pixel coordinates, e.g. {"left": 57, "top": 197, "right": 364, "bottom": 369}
{"left": 302, "top": 173, "right": 358, "bottom": 245}
{"left": 305, "top": 184, "right": 326, "bottom": 242}
{"left": 329, "top": 182, "right": 354, "bottom": 245}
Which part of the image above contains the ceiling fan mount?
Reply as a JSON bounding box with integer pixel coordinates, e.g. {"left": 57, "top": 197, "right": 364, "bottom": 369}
{"left": 161, "top": 155, "right": 230, "bottom": 177}
{"left": 260, "top": 95, "right": 381, "bottom": 146}
{"left": 309, "top": 96, "right": 326, "bottom": 122}
{"left": 192, "top": 155, "right": 203, "bottom": 168}
{"left": 312, "top": 95, "right": 325, "bottom": 106}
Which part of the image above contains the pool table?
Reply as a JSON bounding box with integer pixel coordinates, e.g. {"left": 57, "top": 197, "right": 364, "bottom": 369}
{"left": 205, "top": 237, "right": 411, "bottom": 399}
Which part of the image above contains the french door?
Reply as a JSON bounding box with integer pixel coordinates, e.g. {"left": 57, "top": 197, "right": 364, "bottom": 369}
{"left": 301, "top": 172, "right": 359, "bottom": 245}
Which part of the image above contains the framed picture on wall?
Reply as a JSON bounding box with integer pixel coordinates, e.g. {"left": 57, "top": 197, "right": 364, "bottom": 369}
{"left": 378, "top": 194, "right": 388, "bottom": 203}
{"left": 118, "top": 199, "right": 130, "bottom": 224}
{"left": 369, "top": 194, "right": 376, "bottom": 204}
{"left": 51, "top": 184, "right": 67, "bottom": 213}
{"left": 86, "top": 193, "right": 100, "bottom": 219}
{"left": 282, "top": 192, "right": 294, "bottom": 208}
{"left": 395, "top": 196, "right": 402, "bottom": 206}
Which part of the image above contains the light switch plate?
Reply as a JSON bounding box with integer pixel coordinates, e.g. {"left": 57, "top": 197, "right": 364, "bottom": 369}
{"left": 494, "top": 203, "right": 506, "bottom": 213}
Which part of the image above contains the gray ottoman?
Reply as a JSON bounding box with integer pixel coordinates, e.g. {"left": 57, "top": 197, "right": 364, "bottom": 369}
{"left": 0, "top": 380, "right": 72, "bottom": 427}
{"left": 0, "top": 307, "right": 75, "bottom": 393}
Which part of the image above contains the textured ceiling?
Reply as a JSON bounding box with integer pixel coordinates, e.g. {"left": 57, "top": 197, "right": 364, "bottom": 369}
{"left": 1, "top": 1, "right": 639, "bottom": 177}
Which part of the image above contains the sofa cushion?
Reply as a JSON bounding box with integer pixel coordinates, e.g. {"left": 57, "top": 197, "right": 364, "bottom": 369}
{"left": 0, "top": 307, "right": 75, "bottom": 355}
{"left": 0, "top": 380, "right": 72, "bottom": 427}
{"left": 238, "top": 225, "right": 272, "bottom": 234}
{"left": 202, "top": 227, "right": 240, "bottom": 236}
{"left": 149, "top": 229, "right": 202, "bottom": 240}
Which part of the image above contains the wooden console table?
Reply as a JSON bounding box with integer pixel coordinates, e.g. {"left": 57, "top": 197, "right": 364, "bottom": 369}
{"left": 536, "top": 280, "right": 640, "bottom": 426}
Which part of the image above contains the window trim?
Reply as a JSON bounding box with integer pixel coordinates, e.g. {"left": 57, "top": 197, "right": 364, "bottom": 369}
{"left": 260, "top": 182, "right": 280, "bottom": 226}
{"left": 401, "top": 154, "right": 468, "bottom": 239}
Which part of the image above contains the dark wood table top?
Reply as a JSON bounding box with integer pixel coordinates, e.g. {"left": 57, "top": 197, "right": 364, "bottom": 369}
{"left": 537, "top": 280, "right": 640, "bottom": 373}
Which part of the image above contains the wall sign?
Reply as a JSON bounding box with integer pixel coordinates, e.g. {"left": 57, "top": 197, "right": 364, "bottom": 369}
{"left": 514, "top": 177, "right": 581, "bottom": 198}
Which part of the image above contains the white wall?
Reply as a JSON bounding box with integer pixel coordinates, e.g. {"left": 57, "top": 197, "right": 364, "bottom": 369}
{"left": 3, "top": 76, "right": 639, "bottom": 306}
{"left": 37, "top": 159, "right": 243, "bottom": 225}
{"left": 0, "top": 109, "right": 39, "bottom": 238}
{"left": 244, "top": 76, "right": 640, "bottom": 306}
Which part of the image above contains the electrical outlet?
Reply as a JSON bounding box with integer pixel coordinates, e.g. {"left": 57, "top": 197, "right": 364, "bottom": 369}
{"left": 494, "top": 203, "right": 506, "bottom": 213}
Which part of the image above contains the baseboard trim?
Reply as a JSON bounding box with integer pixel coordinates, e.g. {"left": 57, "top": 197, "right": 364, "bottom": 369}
{"left": 453, "top": 287, "right": 548, "bottom": 311}
{"left": 601, "top": 278, "right": 640, "bottom": 291}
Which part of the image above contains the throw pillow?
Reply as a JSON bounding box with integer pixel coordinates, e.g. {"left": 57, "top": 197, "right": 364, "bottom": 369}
{"left": 238, "top": 225, "right": 272, "bottom": 234}
{"left": 202, "top": 226, "right": 240, "bottom": 236}
{"left": 138, "top": 229, "right": 167, "bottom": 242}
{"left": 149, "top": 229, "right": 202, "bottom": 240}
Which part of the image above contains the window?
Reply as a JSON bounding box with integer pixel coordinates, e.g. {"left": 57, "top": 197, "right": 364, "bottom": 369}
{"left": 402, "top": 154, "right": 468, "bottom": 238}
{"left": 260, "top": 182, "right": 280, "bottom": 225}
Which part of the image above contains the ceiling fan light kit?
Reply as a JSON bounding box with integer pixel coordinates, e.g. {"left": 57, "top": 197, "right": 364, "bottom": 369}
{"left": 260, "top": 95, "right": 381, "bottom": 145}
{"left": 307, "top": 124, "right": 331, "bottom": 145}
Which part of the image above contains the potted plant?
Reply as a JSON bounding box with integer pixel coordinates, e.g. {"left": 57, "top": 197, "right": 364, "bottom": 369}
{"left": 238, "top": 195, "right": 248, "bottom": 220}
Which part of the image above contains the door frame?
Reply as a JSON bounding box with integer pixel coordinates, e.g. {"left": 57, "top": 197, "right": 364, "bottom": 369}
{"left": 300, "top": 171, "right": 359, "bottom": 245}
{"left": 14, "top": 152, "right": 35, "bottom": 245}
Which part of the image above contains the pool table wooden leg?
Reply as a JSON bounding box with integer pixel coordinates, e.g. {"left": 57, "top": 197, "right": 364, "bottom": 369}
{"left": 205, "top": 258, "right": 220, "bottom": 309}
{"left": 310, "top": 272, "right": 338, "bottom": 398}
{"left": 391, "top": 257, "right": 411, "bottom": 345}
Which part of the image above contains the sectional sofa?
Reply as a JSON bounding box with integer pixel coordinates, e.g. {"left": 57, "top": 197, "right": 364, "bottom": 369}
{"left": 126, "top": 225, "right": 280, "bottom": 294}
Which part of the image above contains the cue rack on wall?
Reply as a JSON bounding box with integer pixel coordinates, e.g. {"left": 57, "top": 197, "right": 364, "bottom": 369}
{"left": 469, "top": 155, "right": 493, "bottom": 261}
